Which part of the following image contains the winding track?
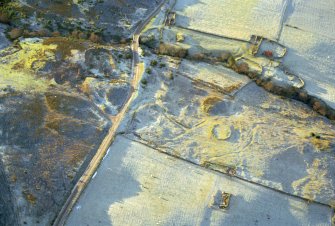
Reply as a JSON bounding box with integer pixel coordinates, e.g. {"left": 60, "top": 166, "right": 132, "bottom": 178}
{"left": 52, "top": 1, "right": 167, "bottom": 225}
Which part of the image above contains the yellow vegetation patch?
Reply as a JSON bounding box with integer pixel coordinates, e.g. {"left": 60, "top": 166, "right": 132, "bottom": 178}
{"left": 293, "top": 127, "right": 333, "bottom": 152}
{"left": 0, "top": 37, "right": 96, "bottom": 92}
{"left": 212, "top": 124, "right": 231, "bottom": 140}
{"left": 292, "top": 158, "right": 334, "bottom": 202}
{"left": 147, "top": 83, "right": 335, "bottom": 184}
{"left": 0, "top": 39, "right": 57, "bottom": 92}
{"left": 81, "top": 77, "right": 96, "bottom": 94}
{"left": 310, "top": 137, "right": 331, "bottom": 151}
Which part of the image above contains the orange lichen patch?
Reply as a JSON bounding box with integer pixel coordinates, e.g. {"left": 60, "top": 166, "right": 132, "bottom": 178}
{"left": 23, "top": 192, "right": 37, "bottom": 205}
{"left": 10, "top": 174, "right": 17, "bottom": 183}
{"left": 201, "top": 96, "right": 223, "bottom": 113}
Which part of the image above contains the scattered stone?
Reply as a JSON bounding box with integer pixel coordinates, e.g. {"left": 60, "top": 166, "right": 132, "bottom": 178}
{"left": 263, "top": 50, "right": 273, "bottom": 58}
{"left": 190, "top": 53, "right": 206, "bottom": 61}
{"left": 89, "top": 33, "right": 100, "bottom": 43}
{"left": 312, "top": 100, "right": 327, "bottom": 116}
{"left": 51, "top": 31, "right": 61, "bottom": 37}
{"left": 158, "top": 43, "right": 188, "bottom": 58}
{"left": 219, "top": 52, "right": 230, "bottom": 62}
{"left": 298, "top": 91, "right": 309, "bottom": 102}
{"left": 176, "top": 32, "right": 184, "bottom": 42}
{"left": 0, "top": 12, "right": 10, "bottom": 24}
{"left": 236, "top": 62, "right": 249, "bottom": 74}
{"left": 8, "top": 28, "right": 23, "bottom": 40}
{"left": 37, "top": 29, "right": 50, "bottom": 37}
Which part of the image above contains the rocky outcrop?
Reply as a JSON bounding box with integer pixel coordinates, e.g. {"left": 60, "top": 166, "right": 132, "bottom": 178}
{"left": 157, "top": 43, "right": 188, "bottom": 58}
{"left": 141, "top": 26, "right": 335, "bottom": 120}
